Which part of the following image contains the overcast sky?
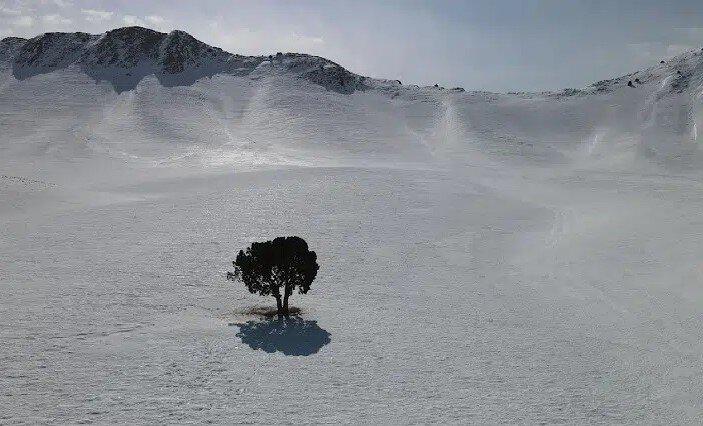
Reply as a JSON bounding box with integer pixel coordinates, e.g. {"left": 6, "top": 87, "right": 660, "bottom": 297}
{"left": 2, "top": 0, "right": 703, "bottom": 92}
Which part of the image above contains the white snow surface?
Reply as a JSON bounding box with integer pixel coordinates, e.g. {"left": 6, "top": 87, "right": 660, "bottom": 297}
{"left": 3, "top": 29, "right": 703, "bottom": 423}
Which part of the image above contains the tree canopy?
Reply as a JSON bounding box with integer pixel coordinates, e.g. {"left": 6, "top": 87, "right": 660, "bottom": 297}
{"left": 227, "top": 236, "right": 319, "bottom": 316}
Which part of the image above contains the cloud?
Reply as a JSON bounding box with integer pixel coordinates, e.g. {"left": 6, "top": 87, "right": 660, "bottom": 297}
{"left": 42, "top": 14, "right": 72, "bottom": 26}
{"left": 121, "top": 14, "right": 169, "bottom": 30}
{"left": 81, "top": 9, "right": 113, "bottom": 22}
{"left": 51, "top": 0, "right": 73, "bottom": 8}
{"left": 122, "top": 14, "right": 145, "bottom": 26}
{"left": 206, "top": 21, "right": 325, "bottom": 56}
{"left": 287, "top": 32, "right": 324, "bottom": 47}
{"left": 12, "top": 15, "right": 34, "bottom": 27}
{"left": 0, "top": 5, "right": 22, "bottom": 16}
{"left": 145, "top": 15, "right": 165, "bottom": 25}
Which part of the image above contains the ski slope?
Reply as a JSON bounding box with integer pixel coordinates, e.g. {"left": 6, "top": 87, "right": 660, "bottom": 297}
{"left": 2, "top": 28, "right": 703, "bottom": 423}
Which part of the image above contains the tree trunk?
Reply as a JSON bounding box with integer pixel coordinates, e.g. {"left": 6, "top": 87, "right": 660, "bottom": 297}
{"left": 275, "top": 295, "right": 283, "bottom": 317}
{"left": 283, "top": 288, "right": 291, "bottom": 317}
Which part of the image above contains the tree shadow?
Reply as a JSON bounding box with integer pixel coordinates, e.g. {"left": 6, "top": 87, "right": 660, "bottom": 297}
{"left": 233, "top": 316, "right": 331, "bottom": 356}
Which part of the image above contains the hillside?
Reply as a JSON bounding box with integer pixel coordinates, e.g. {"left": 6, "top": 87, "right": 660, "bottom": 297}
{"left": 2, "top": 27, "right": 703, "bottom": 178}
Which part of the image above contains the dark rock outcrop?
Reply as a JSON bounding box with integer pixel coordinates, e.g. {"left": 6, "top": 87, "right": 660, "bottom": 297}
{"left": 1, "top": 27, "right": 367, "bottom": 94}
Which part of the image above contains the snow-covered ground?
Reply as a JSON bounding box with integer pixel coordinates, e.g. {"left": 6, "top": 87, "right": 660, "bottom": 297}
{"left": 2, "top": 28, "right": 703, "bottom": 423}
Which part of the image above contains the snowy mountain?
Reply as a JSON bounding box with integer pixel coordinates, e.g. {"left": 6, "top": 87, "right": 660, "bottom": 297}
{"left": 4, "top": 28, "right": 703, "bottom": 424}
{"left": 2, "top": 26, "right": 703, "bottom": 175}
{"left": 2, "top": 27, "right": 364, "bottom": 93}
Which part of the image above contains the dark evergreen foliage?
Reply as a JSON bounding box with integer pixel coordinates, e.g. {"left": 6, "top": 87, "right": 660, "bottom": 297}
{"left": 227, "top": 236, "right": 319, "bottom": 316}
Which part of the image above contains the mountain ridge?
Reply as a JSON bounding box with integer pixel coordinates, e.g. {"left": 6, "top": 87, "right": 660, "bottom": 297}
{"left": 0, "top": 26, "right": 366, "bottom": 93}
{"left": 3, "top": 26, "right": 703, "bottom": 171}
{"left": 3, "top": 26, "right": 703, "bottom": 98}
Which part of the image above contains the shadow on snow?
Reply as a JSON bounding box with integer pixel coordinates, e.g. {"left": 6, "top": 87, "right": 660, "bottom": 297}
{"left": 234, "top": 316, "right": 331, "bottom": 356}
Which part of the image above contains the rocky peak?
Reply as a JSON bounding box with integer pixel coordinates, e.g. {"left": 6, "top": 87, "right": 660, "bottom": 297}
{"left": 2, "top": 26, "right": 366, "bottom": 94}
{"left": 14, "top": 32, "right": 91, "bottom": 69}
{"left": 0, "top": 37, "right": 27, "bottom": 60}
{"left": 83, "top": 27, "right": 163, "bottom": 68}
{"left": 158, "top": 30, "right": 228, "bottom": 74}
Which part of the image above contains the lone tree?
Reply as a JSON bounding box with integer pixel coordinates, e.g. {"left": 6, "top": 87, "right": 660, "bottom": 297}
{"left": 227, "top": 236, "right": 319, "bottom": 317}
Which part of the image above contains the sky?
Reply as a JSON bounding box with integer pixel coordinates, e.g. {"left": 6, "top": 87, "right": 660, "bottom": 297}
{"left": 2, "top": 0, "right": 703, "bottom": 92}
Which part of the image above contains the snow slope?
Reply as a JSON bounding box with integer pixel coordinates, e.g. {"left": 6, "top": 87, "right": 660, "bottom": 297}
{"left": 3, "top": 27, "right": 703, "bottom": 175}
{"left": 3, "top": 28, "right": 703, "bottom": 423}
